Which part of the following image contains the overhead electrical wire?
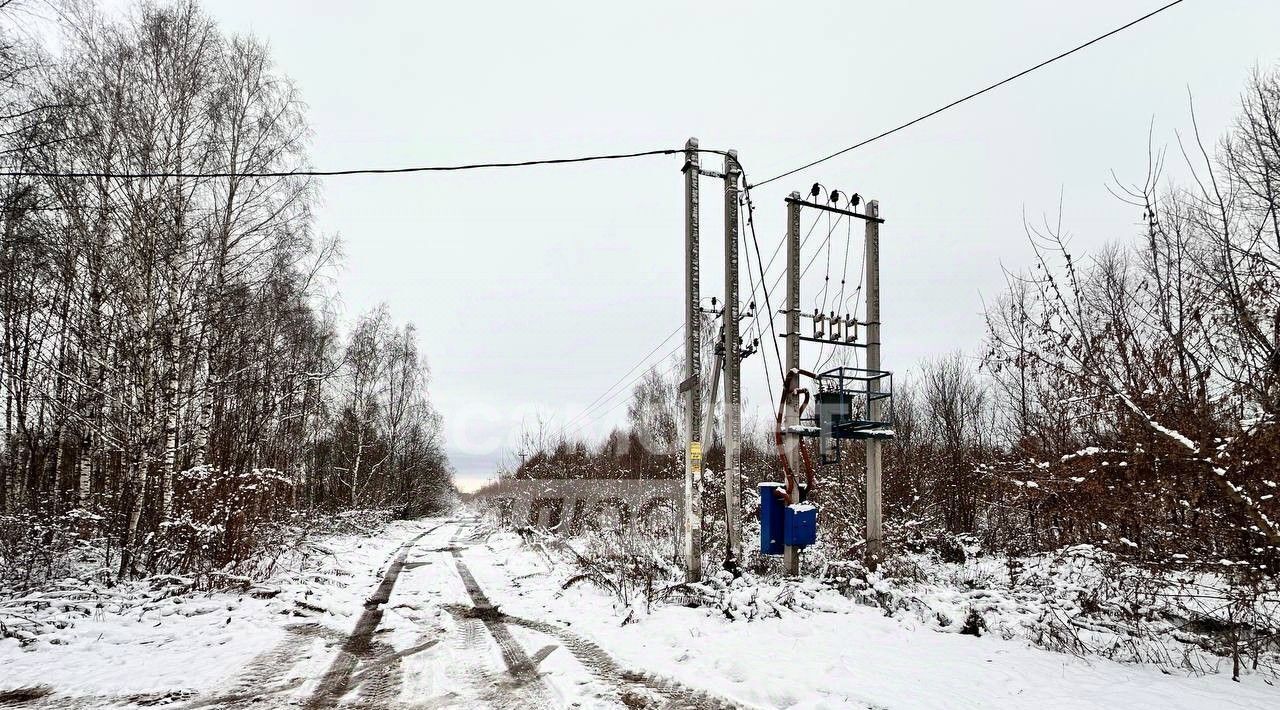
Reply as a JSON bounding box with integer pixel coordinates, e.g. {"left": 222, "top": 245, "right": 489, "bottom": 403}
{"left": 743, "top": 186, "right": 865, "bottom": 375}
{"left": 753, "top": 210, "right": 844, "bottom": 316}
{"left": 833, "top": 213, "right": 853, "bottom": 324}
{"left": 738, "top": 209, "right": 824, "bottom": 373}
{"left": 745, "top": 212, "right": 786, "bottom": 381}
{"left": 565, "top": 347, "right": 680, "bottom": 438}
{"left": 0, "top": 147, "right": 736, "bottom": 180}
{"left": 4, "top": 1, "right": 1186, "bottom": 187}
{"left": 749, "top": 0, "right": 1189, "bottom": 189}
{"left": 814, "top": 210, "right": 834, "bottom": 315}
{"left": 730, "top": 160, "right": 787, "bottom": 385}
{"left": 801, "top": 213, "right": 848, "bottom": 279}
{"left": 817, "top": 214, "right": 860, "bottom": 372}
{"left": 1, "top": 0, "right": 1189, "bottom": 448}
{"left": 556, "top": 0, "right": 1189, "bottom": 443}
{"left": 564, "top": 342, "right": 684, "bottom": 439}
{"left": 812, "top": 212, "right": 832, "bottom": 366}
{"left": 738, "top": 205, "right": 776, "bottom": 408}
{"left": 558, "top": 323, "right": 682, "bottom": 437}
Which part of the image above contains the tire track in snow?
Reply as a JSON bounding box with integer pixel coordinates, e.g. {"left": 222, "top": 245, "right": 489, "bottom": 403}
{"left": 503, "top": 613, "right": 740, "bottom": 709}
{"left": 444, "top": 519, "right": 740, "bottom": 709}
{"left": 438, "top": 600, "right": 742, "bottom": 710}
{"left": 0, "top": 521, "right": 450, "bottom": 710}
{"left": 303, "top": 523, "right": 444, "bottom": 708}
{"left": 0, "top": 624, "right": 341, "bottom": 709}
{"left": 447, "top": 520, "right": 556, "bottom": 708}
{"left": 186, "top": 622, "right": 340, "bottom": 708}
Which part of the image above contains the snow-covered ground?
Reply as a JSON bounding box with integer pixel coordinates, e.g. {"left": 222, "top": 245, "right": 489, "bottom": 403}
{"left": 0, "top": 517, "right": 431, "bottom": 707}
{"left": 2, "top": 515, "right": 1277, "bottom": 708}
{"left": 471, "top": 528, "right": 1280, "bottom": 710}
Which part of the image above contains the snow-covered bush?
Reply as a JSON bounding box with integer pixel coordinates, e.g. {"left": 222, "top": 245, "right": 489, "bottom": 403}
{"left": 541, "top": 527, "right": 684, "bottom": 616}
{"left": 0, "top": 506, "right": 398, "bottom": 645}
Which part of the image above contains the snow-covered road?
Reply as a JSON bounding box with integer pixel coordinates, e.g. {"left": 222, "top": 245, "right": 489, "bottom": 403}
{"left": 0, "top": 517, "right": 734, "bottom": 709}
{"left": 292, "top": 517, "right": 730, "bottom": 708}
{"left": 4, "top": 516, "right": 1279, "bottom": 709}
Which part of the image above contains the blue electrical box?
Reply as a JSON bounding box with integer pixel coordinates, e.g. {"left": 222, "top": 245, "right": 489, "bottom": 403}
{"left": 758, "top": 482, "right": 785, "bottom": 555}
{"left": 783, "top": 504, "right": 818, "bottom": 547}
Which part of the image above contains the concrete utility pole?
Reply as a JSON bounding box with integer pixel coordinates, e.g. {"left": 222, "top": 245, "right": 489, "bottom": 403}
{"left": 864, "top": 199, "right": 883, "bottom": 570}
{"left": 783, "top": 191, "right": 803, "bottom": 576}
{"left": 722, "top": 151, "right": 742, "bottom": 570}
{"left": 700, "top": 352, "right": 720, "bottom": 551}
{"left": 682, "top": 137, "right": 703, "bottom": 582}
{"left": 701, "top": 353, "right": 721, "bottom": 448}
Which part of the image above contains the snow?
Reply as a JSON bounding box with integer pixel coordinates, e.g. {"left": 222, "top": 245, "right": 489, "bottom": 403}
{"left": 1111, "top": 386, "right": 1199, "bottom": 453}
{"left": 473, "top": 530, "right": 1280, "bottom": 710}
{"left": 3, "top": 516, "right": 1278, "bottom": 709}
{"left": 856, "top": 426, "right": 895, "bottom": 437}
{"left": 0, "top": 518, "right": 434, "bottom": 704}
{"left": 0, "top": 604, "right": 279, "bottom": 696}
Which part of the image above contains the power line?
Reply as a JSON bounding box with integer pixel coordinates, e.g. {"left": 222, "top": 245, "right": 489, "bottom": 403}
{"left": 468, "top": 0, "right": 1163, "bottom": 452}
{"left": 800, "top": 214, "right": 845, "bottom": 280}
{"left": 558, "top": 323, "right": 682, "bottom": 436}
{"left": 1, "top": 147, "right": 735, "bottom": 180}
{"left": 833, "top": 213, "right": 853, "bottom": 318}
{"left": 737, "top": 209, "right": 824, "bottom": 354}
{"left": 818, "top": 215, "right": 862, "bottom": 372}
{"left": 738, "top": 204, "right": 776, "bottom": 408}
{"left": 743, "top": 193, "right": 785, "bottom": 381}
{"left": 6, "top": 0, "right": 1187, "bottom": 188}
{"left": 750, "top": 0, "right": 1189, "bottom": 189}
{"left": 13, "top": 0, "right": 1187, "bottom": 445}
{"left": 565, "top": 343, "right": 683, "bottom": 439}
{"left": 812, "top": 210, "right": 843, "bottom": 367}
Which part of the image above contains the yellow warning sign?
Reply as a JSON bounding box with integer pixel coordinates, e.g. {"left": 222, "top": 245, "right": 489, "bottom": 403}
{"left": 690, "top": 441, "right": 703, "bottom": 472}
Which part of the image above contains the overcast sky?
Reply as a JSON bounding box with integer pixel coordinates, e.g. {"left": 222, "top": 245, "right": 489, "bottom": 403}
{"left": 103, "top": 0, "right": 1280, "bottom": 489}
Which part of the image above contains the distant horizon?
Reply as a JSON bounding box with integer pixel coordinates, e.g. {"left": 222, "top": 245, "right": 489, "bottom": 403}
{"left": 453, "top": 471, "right": 494, "bottom": 494}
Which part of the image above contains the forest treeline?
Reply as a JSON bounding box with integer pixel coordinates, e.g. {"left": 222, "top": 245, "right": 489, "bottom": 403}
{"left": 503, "top": 67, "right": 1280, "bottom": 574}
{"left": 0, "top": 1, "right": 451, "bottom": 584}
